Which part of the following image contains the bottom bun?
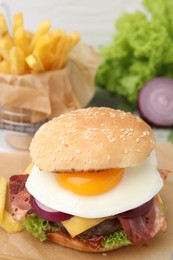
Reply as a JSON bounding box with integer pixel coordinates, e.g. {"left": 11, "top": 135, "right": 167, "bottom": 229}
{"left": 47, "top": 195, "right": 167, "bottom": 252}
{"left": 48, "top": 231, "right": 124, "bottom": 252}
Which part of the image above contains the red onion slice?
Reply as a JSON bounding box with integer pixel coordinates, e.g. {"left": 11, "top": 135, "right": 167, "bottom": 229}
{"left": 138, "top": 77, "right": 173, "bottom": 127}
{"left": 31, "top": 197, "right": 73, "bottom": 222}
{"left": 118, "top": 198, "right": 153, "bottom": 219}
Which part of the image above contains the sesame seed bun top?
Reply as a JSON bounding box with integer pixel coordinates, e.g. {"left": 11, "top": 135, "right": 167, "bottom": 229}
{"left": 29, "top": 107, "right": 155, "bottom": 172}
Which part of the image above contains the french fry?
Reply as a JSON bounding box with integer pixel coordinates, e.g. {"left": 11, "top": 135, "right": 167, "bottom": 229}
{"left": 0, "top": 34, "right": 14, "bottom": 50}
{"left": 53, "top": 31, "right": 80, "bottom": 69}
{"left": 14, "top": 26, "right": 29, "bottom": 55}
{"left": 51, "top": 34, "right": 70, "bottom": 69}
{"left": 49, "top": 29, "right": 65, "bottom": 53}
{"left": 0, "top": 210, "right": 24, "bottom": 233}
{"left": 0, "top": 60, "right": 10, "bottom": 74}
{"left": 29, "top": 20, "right": 51, "bottom": 52}
{"left": 59, "top": 31, "right": 80, "bottom": 68}
{"left": 0, "top": 177, "right": 7, "bottom": 222}
{"left": 9, "top": 46, "right": 26, "bottom": 75}
{"left": 44, "top": 29, "right": 65, "bottom": 69}
{"left": 27, "top": 31, "right": 34, "bottom": 56}
{"left": 34, "top": 33, "right": 54, "bottom": 70}
{"left": 13, "top": 13, "right": 23, "bottom": 33}
{"left": 70, "top": 31, "right": 80, "bottom": 48}
{"left": 0, "top": 35, "right": 13, "bottom": 63}
{"left": 57, "top": 35, "right": 73, "bottom": 69}
{"left": 26, "top": 34, "right": 51, "bottom": 73}
{"left": 34, "top": 34, "right": 51, "bottom": 59}
{"left": 0, "top": 48, "right": 10, "bottom": 63}
{"left": 0, "top": 13, "right": 80, "bottom": 74}
{"left": 0, "top": 14, "right": 9, "bottom": 36}
{"left": 25, "top": 54, "right": 44, "bottom": 73}
{"left": 35, "top": 20, "right": 51, "bottom": 39}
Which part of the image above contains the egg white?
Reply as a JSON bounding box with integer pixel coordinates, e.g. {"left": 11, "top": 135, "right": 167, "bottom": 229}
{"left": 26, "top": 151, "right": 163, "bottom": 218}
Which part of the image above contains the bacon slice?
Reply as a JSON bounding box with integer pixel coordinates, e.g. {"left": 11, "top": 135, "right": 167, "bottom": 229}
{"left": 158, "top": 168, "right": 170, "bottom": 181}
{"left": 9, "top": 175, "right": 31, "bottom": 221}
{"left": 118, "top": 196, "right": 167, "bottom": 244}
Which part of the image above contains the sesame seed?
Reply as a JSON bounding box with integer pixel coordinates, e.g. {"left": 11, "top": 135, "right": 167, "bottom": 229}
{"left": 109, "top": 112, "right": 116, "bottom": 117}
{"left": 136, "top": 116, "right": 142, "bottom": 122}
{"left": 69, "top": 156, "right": 74, "bottom": 161}
{"left": 136, "top": 138, "right": 140, "bottom": 142}
{"left": 109, "top": 138, "right": 116, "bottom": 142}
{"left": 107, "top": 155, "right": 111, "bottom": 160}
{"left": 124, "top": 148, "right": 128, "bottom": 154}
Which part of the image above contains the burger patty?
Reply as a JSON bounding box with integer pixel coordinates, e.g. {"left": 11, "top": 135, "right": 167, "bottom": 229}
{"left": 51, "top": 217, "right": 121, "bottom": 239}
{"left": 79, "top": 218, "right": 121, "bottom": 239}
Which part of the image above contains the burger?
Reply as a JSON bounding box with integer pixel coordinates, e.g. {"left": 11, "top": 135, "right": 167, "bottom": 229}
{"left": 9, "top": 107, "right": 167, "bottom": 252}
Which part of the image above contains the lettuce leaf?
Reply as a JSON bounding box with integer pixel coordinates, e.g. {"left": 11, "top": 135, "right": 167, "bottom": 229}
{"left": 96, "top": 0, "right": 173, "bottom": 105}
{"left": 24, "top": 214, "right": 131, "bottom": 249}
{"left": 168, "top": 130, "right": 173, "bottom": 143}
{"left": 102, "top": 230, "right": 131, "bottom": 249}
{"left": 23, "top": 215, "right": 59, "bottom": 242}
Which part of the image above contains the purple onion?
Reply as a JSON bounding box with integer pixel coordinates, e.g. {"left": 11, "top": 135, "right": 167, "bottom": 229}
{"left": 118, "top": 198, "right": 153, "bottom": 219}
{"left": 138, "top": 77, "right": 173, "bottom": 127}
{"left": 31, "top": 197, "right": 73, "bottom": 222}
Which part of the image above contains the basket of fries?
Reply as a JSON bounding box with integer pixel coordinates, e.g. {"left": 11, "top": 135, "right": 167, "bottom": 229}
{"left": 0, "top": 13, "right": 101, "bottom": 149}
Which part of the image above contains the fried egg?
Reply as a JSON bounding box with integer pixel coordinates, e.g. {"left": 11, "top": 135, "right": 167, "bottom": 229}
{"left": 26, "top": 151, "right": 163, "bottom": 218}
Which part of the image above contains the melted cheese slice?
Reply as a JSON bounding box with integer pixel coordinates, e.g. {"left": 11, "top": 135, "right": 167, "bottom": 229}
{"left": 61, "top": 216, "right": 106, "bottom": 237}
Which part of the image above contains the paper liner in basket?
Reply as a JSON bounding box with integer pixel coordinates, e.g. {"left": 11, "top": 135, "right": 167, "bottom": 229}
{"left": 0, "top": 44, "right": 101, "bottom": 123}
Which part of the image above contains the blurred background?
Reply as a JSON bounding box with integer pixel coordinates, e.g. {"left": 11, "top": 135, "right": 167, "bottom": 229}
{"left": 0, "top": 0, "right": 172, "bottom": 151}
{"left": 0, "top": 0, "right": 143, "bottom": 48}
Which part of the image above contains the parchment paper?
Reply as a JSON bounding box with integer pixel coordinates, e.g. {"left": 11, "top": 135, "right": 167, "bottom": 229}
{"left": 0, "top": 143, "right": 172, "bottom": 260}
{"left": 0, "top": 44, "right": 101, "bottom": 123}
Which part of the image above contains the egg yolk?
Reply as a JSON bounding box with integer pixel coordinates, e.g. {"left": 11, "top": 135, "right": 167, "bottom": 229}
{"left": 56, "top": 168, "right": 124, "bottom": 196}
